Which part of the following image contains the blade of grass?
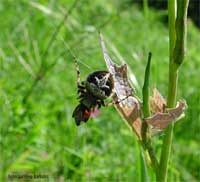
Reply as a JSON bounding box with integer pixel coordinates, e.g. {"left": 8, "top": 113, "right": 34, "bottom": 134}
{"left": 9, "top": 42, "right": 35, "bottom": 78}
{"left": 142, "top": 52, "right": 159, "bottom": 179}
{"left": 140, "top": 147, "right": 149, "bottom": 182}
{"left": 32, "top": 40, "right": 41, "bottom": 66}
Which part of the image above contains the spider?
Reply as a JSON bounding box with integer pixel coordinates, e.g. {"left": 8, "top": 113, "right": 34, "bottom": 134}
{"left": 72, "top": 58, "right": 114, "bottom": 126}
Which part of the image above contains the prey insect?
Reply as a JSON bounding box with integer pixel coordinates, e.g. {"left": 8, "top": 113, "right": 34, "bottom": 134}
{"left": 72, "top": 58, "right": 114, "bottom": 126}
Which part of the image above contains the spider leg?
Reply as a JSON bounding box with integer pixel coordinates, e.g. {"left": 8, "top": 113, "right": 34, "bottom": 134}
{"left": 100, "top": 100, "right": 105, "bottom": 107}
{"left": 73, "top": 57, "right": 87, "bottom": 98}
{"left": 104, "top": 95, "right": 131, "bottom": 107}
{"left": 77, "top": 93, "right": 84, "bottom": 99}
{"left": 77, "top": 90, "right": 85, "bottom": 100}
{"left": 96, "top": 100, "right": 103, "bottom": 108}
{"left": 74, "top": 57, "right": 81, "bottom": 87}
{"left": 77, "top": 82, "right": 86, "bottom": 97}
{"left": 77, "top": 86, "right": 85, "bottom": 93}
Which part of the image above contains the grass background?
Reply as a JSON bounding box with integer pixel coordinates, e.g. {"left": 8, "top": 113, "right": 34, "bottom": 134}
{"left": 0, "top": 0, "right": 199, "bottom": 181}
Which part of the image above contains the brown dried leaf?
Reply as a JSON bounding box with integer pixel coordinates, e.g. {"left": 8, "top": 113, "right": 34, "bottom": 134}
{"left": 100, "top": 33, "right": 142, "bottom": 139}
{"left": 145, "top": 100, "right": 187, "bottom": 129}
{"left": 150, "top": 88, "right": 166, "bottom": 114}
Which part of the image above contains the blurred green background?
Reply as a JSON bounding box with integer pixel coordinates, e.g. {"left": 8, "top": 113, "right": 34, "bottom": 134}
{"left": 0, "top": 0, "right": 199, "bottom": 181}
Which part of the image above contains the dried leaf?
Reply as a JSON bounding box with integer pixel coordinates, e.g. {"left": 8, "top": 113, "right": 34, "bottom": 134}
{"left": 145, "top": 100, "right": 187, "bottom": 129}
{"left": 100, "top": 33, "right": 142, "bottom": 139}
{"left": 150, "top": 88, "right": 166, "bottom": 114}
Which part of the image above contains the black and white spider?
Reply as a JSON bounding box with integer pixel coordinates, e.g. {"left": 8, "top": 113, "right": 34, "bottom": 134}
{"left": 72, "top": 58, "right": 114, "bottom": 126}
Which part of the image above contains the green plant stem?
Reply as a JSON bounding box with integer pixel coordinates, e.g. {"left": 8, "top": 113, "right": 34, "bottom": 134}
{"left": 174, "top": 0, "right": 189, "bottom": 67}
{"left": 140, "top": 147, "right": 149, "bottom": 182}
{"left": 141, "top": 52, "right": 151, "bottom": 181}
{"left": 143, "top": 0, "right": 148, "bottom": 17}
{"left": 142, "top": 52, "right": 151, "bottom": 118}
{"left": 168, "top": 0, "right": 177, "bottom": 63}
{"left": 158, "top": 0, "right": 189, "bottom": 181}
{"left": 142, "top": 52, "right": 151, "bottom": 146}
{"left": 142, "top": 52, "right": 159, "bottom": 177}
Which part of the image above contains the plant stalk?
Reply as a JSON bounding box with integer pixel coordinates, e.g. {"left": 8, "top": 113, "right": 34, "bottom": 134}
{"left": 142, "top": 52, "right": 159, "bottom": 177}
{"left": 140, "top": 147, "right": 149, "bottom": 182}
{"left": 143, "top": 0, "right": 149, "bottom": 17}
{"left": 158, "top": 0, "right": 189, "bottom": 181}
{"left": 142, "top": 52, "right": 151, "bottom": 119}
